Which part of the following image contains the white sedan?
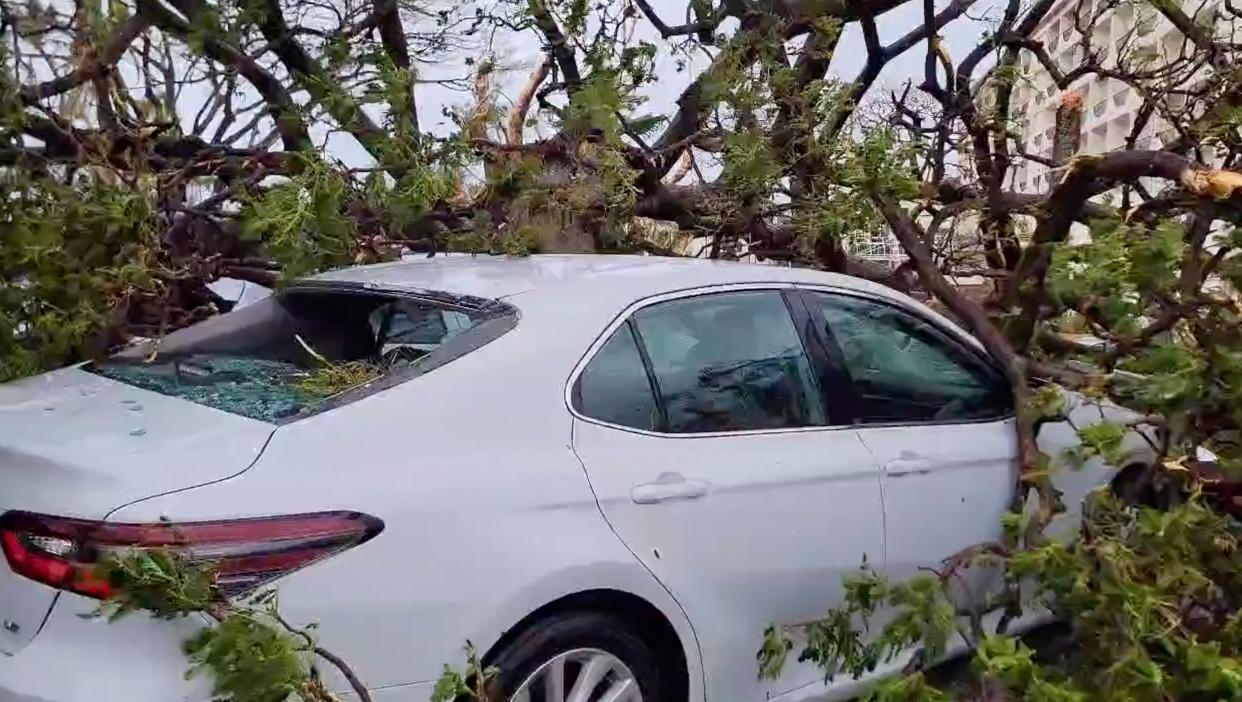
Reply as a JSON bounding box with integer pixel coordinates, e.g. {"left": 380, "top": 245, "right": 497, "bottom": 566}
{"left": 0, "top": 255, "right": 1151, "bottom": 702}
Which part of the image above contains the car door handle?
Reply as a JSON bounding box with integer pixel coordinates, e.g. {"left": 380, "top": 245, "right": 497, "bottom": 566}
{"left": 631, "top": 473, "right": 710, "bottom": 504}
{"left": 885, "top": 458, "right": 934, "bottom": 477}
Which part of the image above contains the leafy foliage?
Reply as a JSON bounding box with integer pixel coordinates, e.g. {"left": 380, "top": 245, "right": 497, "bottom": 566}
{"left": 758, "top": 565, "right": 957, "bottom": 685}
{"left": 183, "top": 612, "right": 315, "bottom": 702}
{"left": 292, "top": 335, "right": 382, "bottom": 398}
{"left": 430, "top": 642, "right": 499, "bottom": 702}
{"left": 242, "top": 158, "right": 359, "bottom": 282}
{"left": 98, "top": 551, "right": 324, "bottom": 702}
{"left": 97, "top": 549, "right": 216, "bottom": 619}
{"left": 761, "top": 492, "right": 1242, "bottom": 701}
{"left": 0, "top": 173, "right": 164, "bottom": 381}
{"left": 100, "top": 549, "right": 483, "bottom": 702}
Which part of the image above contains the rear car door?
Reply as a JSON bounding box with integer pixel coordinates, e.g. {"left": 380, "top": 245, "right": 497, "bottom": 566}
{"left": 570, "top": 285, "right": 886, "bottom": 701}
{"left": 799, "top": 289, "right": 1016, "bottom": 611}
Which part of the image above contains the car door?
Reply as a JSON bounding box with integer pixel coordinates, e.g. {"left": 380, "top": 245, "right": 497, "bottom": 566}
{"left": 569, "top": 286, "right": 887, "bottom": 701}
{"left": 799, "top": 289, "right": 1017, "bottom": 613}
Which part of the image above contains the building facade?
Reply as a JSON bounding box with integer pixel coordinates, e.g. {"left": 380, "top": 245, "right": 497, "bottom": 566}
{"left": 1007, "top": 0, "right": 1231, "bottom": 196}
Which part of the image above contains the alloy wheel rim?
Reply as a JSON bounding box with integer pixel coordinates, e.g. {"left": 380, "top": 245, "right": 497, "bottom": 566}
{"left": 510, "top": 647, "right": 642, "bottom": 702}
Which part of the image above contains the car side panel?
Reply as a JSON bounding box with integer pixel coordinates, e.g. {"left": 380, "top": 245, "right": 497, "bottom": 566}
{"left": 89, "top": 312, "right": 704, "bottom": 701}
{"left": 1035, "top": 395, "right": 1154, "bottom": 541}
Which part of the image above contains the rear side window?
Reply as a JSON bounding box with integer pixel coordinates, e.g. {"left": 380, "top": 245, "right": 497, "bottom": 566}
{"left": 807, "top": 292, "right": 1010, "bottom": 423}
{"left": 632, "top": 291, "right": 824, "bottom": 433}
{"left": 574, "top": 324, "right": 661, "bottom": 431}
{"left": 91, "top": 287, "right": 513, "bottom": 423}
{"left": 575, "top": 290, "right": 826, "bottom": 434}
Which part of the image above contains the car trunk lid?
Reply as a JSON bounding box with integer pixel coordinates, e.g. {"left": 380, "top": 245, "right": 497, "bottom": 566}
{"left": 0, "top": 366, "right": 275, "bottom": 654}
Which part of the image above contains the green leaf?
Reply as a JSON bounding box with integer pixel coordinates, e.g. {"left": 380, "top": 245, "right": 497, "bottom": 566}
{"left": 1076, "top": 422, "right": 1127, "bottom": 465}
{"left": 757, "top": 625, "right": 794, "bottom": 680}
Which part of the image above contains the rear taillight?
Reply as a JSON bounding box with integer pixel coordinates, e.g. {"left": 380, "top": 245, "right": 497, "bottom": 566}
{"left": 0, "top": 511, "right": 383, "bottom": 600}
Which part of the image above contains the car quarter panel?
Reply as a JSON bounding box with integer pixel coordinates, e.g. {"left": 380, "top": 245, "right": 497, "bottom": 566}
{"left": 101, "top": 301, "right": 704, "bottom": 700}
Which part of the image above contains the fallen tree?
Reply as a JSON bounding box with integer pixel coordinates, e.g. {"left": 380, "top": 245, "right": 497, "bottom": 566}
{"left": 6, "top": 0, "right": 1242, "bottom": 698}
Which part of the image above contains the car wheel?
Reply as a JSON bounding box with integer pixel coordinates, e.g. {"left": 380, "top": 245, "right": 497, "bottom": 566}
{"left": 486, "top": 611, "right": 662, "bottom": 702}
{"left": 1110, "top": 463, "right": 1169, "bottom": 508}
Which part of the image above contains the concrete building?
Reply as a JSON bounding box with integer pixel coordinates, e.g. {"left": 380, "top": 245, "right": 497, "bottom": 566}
{"left": 1007, "top": 0, "right": 1232, "bottom": 196}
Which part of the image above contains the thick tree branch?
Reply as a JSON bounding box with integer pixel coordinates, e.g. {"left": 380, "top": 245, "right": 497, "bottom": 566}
{"left": 632, "top": 0, "right": 719, "bottom": 38}
{"left": 1149, "top": 0, "right": 1228, "bottom": 69}
{"left": 507, "top": 55, "right": 552, "bottom": 145}
{"left": 1004, "top": 152, "right": 1242, "bottom": 347}
{"left": 371, "top": 0, "right": 419, "bottom": 139}
{"left": 528, "top": 0, "right": 580, "bottom": 91}
{"left": 19, "top": 14, "right": 147, "bottom": 103}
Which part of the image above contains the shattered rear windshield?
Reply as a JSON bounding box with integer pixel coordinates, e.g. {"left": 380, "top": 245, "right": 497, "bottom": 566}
{"left": 90, "top": 289, "right": 495, "bottom": 422}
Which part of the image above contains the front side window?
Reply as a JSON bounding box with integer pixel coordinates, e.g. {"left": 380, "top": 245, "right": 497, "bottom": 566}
{"left": 631, "top": 291, "right": 825, "bottom": 433}
{"left": 807, "top": 292, "right": 1010, "bottom": 423}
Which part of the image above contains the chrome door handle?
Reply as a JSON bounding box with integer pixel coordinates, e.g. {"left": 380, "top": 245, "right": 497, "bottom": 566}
{"left": 631, "top": 472, "right": 710, "bottom": 504}
{"left": 885, "top": 458, "right": 934, "bottom": 477}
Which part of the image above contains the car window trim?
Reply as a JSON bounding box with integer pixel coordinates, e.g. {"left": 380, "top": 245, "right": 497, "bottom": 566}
{"left": 565, "top": 282, "right": 858, "bottom": 439}
{"left": 287, "top": 279, "right": 496, "bottom": 314}
{"left": 625, "top": 319, "right": 671, "bottom": 432}
{"left": 781, "top": 289, "right": 859, "bottom": 426}
{"left": 793, "top": 287, "right": 1014, "bottom": 428}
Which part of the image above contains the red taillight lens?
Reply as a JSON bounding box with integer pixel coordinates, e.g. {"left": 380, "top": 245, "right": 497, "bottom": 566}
{"left": 0, "top": 510, "right": 383, "bottom": 600}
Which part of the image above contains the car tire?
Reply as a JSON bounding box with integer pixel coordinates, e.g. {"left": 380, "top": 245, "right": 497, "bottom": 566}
{"left": 484, "top": 610, "right": 664, "bottom": 702}
{"left": 1110, "top": 463, "right": 1167, "bottom": 508}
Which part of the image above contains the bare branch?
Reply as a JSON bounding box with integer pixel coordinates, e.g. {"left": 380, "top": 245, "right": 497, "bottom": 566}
{"left": 135, "top": 0, "right": 311, "bottom": 151}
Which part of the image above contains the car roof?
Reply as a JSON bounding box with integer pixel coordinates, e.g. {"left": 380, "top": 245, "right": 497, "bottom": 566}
{"left": 305, "top": 253, "right": 890, "bottom": 302}
{"left": 305, "top": 253, "right": 983, "bottom": 359}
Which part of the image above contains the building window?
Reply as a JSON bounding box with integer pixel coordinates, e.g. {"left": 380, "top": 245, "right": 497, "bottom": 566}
{"left": 1061, "top": 47, "right": 1078, "bottom": 70}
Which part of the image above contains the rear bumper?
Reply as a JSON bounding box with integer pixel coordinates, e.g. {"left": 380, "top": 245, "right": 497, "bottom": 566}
{"left": 0, "top": 594, "right": 212, "bottom": 702}
{"left": 0, "top": 595, "right": 434, "bottom": 702}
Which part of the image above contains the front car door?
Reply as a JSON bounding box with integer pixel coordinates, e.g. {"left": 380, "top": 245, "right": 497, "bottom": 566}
{"left": 798, "top": 289, "right": 1017, "bottom": 614}
{"left": 569, "top": 285, "right": 887, "bottom": 701}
